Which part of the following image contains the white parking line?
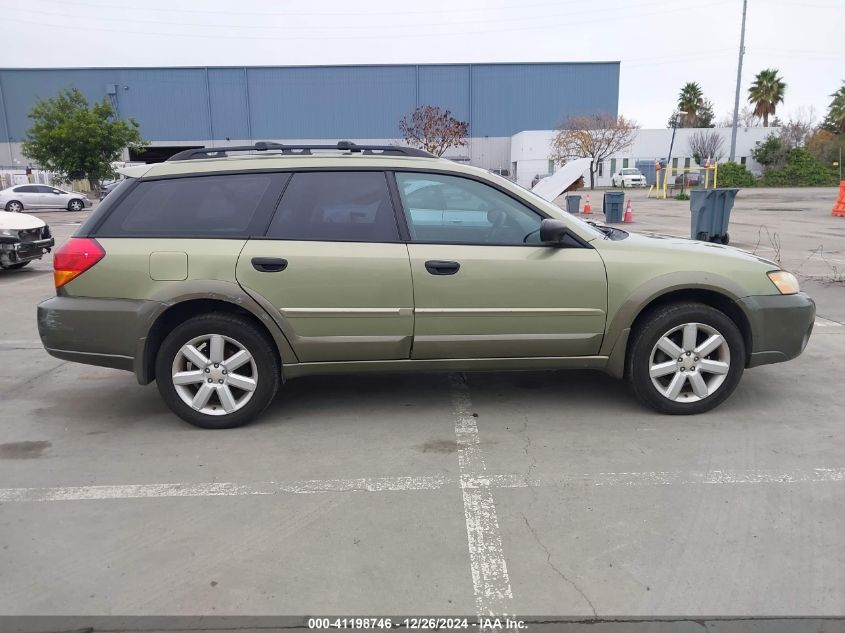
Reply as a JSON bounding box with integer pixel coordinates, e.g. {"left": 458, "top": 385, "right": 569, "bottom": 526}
{"left": 485, "top": 467, "right": 845, "bottom": 488}
{"left": 449, "top": 373, "right": 513, "bottom": 617}
{"left": 814, "top": 317, "right": 843, "bottom": 327}
{"left": 0, "top": 475, "right": 451, "bottom": 503}
{"left": 4, "top": 467, "right": 844, "bottom": 504}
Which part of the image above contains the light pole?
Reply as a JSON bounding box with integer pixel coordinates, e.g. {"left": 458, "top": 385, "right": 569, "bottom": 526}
{"left": 667, "top": 110, "right": 687, "bottom": 186}
{"left": 729, "top": 0, "right": 748, "bottom": 161}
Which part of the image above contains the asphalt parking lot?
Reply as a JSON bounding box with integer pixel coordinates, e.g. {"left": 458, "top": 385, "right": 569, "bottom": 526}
{"left": 2, "top": 187, "right": 845, "bottom": 622}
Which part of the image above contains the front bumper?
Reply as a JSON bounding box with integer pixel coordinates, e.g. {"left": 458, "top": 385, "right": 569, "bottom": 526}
{"left": 0, "top": 237, "right": 54, "bottom": 264}
{"left": 741, "top": 292, "right": 816, "bottom": 368}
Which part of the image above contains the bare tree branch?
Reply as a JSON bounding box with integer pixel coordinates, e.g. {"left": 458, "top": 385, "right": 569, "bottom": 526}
{"left": 399, "top": 105, "right": 469, "bottom": 157}
{"left": 687, "top": 130, "right": 725, "bottom": 164}
{"left": 550, "top": 113, "right": 639, "bottom": 189}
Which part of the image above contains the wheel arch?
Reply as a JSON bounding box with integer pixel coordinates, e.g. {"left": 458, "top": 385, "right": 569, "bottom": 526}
{"left": 604, "top": 284, "right": 753, "bottom": 379}
{"left": 137, "top": 296, "right": 295, "bottom": 385}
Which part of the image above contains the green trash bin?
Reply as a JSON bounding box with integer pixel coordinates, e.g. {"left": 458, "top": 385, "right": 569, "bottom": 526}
{"left": 690, "top": 188, "right": 739, "bottom": 244}
{"left": 565, "top": 195, "right": 581, "bottom": 214}
{"left": 603, "top": 191, "right": 625, "bottom": 223}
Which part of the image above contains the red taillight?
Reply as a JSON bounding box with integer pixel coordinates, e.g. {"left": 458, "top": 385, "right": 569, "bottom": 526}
{"left": 53, "top": 238, "right": 105, "bottom": 288}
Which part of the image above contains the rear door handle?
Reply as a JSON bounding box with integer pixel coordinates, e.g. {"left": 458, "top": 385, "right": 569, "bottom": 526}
{"left": 425, "top": 260, "right": 460, "bottom": 275}
{"left": 251, "top": 257, "right": 288, "bottom": 272}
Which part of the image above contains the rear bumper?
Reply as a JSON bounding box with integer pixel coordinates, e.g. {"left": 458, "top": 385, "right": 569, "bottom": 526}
{"left": 37, "top": 296, "right": 164, "bottom": 377}
{"left": 741, "top": 292, "right": 816, "bottom": 368}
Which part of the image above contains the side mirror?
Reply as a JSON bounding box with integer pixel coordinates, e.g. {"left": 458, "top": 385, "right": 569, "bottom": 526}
{"left": 539, "top": 218, "right": 568, "bottom": 244}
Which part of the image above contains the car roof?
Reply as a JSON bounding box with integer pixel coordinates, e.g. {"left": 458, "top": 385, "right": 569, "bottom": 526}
{"left": 120, "top": 153, "right": 485, "bottom": 180}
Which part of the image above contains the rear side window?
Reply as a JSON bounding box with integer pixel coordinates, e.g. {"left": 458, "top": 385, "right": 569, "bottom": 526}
{"left": 14, "top": 185, "right": 38, "bottom": 193}
{"left": 266, "top": 171, "right": 399, "bottom": 242}
{"left": 96, "top": 173, "right": 277, "bottom": 238}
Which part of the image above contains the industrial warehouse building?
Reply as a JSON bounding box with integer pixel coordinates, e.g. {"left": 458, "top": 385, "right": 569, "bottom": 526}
{"left": 0, "top": 62, "right": 771, "bottom": 189}
{"left": 0, "top": 62, "right": 620, "bottom": 173}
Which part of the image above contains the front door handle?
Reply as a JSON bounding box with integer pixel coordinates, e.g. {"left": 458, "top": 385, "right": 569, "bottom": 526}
{"left": 425, "top": 260, "right": 460, "bottom": 275}
{"left": 251, "top": 257, "right": 288, "bottom": 272}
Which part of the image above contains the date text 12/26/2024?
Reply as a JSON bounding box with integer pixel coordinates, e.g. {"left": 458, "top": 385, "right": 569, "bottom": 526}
{"left": 308, "top": 617, "right": 528, "bottom": 630}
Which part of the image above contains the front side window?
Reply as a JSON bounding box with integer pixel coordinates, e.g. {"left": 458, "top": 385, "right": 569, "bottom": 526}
{"left": 266, "top": 171, "right": 398, "bottom": 242}
{"left": 395, "top": 172, "right": 544, "bottom": 245}
{"left": 97, "top": 173, "right": 275, "bottom": 237}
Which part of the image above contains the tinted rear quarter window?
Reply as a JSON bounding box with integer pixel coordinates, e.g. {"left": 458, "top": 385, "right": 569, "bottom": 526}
{"left": 266, "top": 171, "right": 399, "bottom": 242}
{"left": 96, "top": 173, "right": 278, "bottom": 237}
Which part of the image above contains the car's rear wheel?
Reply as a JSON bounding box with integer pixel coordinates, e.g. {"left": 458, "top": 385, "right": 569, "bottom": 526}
{"left": 68, "top": 199, "right": 84, "bottom": 211}
{"left": 5, "top": 200, "right": 22, "bottom": 212}
{"left": 155, "top": 313, "right": 280, "bottom": 429}
{"left": 627, "top": 302, "right": 745, "bottom": 414}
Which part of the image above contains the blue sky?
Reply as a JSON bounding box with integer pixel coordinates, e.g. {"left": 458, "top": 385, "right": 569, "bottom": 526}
{"left": 2, "top": 0, "right": 841, "bottom": 128}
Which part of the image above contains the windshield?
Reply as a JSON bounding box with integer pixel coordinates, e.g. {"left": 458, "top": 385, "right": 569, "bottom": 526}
{"left": 622, "top": 169, "right": 641, "bottom": 175}
{"left": 486, "top": 172, "right": 605, "bottom": 240}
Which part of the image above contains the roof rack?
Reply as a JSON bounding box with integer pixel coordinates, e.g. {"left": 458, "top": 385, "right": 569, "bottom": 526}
{"left": 166, "top": 141, "right": 435, "bottom": 161}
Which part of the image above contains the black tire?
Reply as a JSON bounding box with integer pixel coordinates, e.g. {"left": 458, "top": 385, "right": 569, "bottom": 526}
{"left": 720, "top": 233, "right": 730, "bottom": 245}
{"left": 1, "top": 261, "right": 30, "bottom": 269}
{"left": 67, "top": 198, "right": 85, "bottom": 212}
{"left": 155, "top": 312, "right": 280, "bottom": 429}
{"left": 5, "top": 200, "right": 23, "bottom": 212}
{"left": 627, "top": 302, "right": 745, "bottom": 415}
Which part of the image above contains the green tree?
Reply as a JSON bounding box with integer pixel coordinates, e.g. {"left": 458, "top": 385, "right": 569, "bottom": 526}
{"left": 752, "top": 133, "right": 787, "bottom": 169}
{"left": 696, "top": 99, "right": 716, "bottom": 128}
{"left": 761, "top": 148, "right": 836, "bottom": 187}
{"left": 717, "top": 162, "right": 756, "bottom": 187}
{"left": 22, "top": 88, "right": 146, "bottom": 189}
{"left": 748, "top": 69, "right": 786, "bottom": 127}
{"left": 821, "top": 81, "right": 845, "bottom": 133}
{"left": 673, "top": 82, "right": 704, "bottom": 127}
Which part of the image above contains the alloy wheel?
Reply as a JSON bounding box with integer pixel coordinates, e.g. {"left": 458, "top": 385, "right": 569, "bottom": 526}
{"left": 171, "top": 333, "right": 258, "bottom": 416}
{"left": 649, "top": 322, "right": 731, "bottom": 403}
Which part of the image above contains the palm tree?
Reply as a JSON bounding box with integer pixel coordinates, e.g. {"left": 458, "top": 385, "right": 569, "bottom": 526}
{"left": 823, "top": 82, "right": 845, "bottom": 133}
{"left": 748, "top": 69, "right": 786, "bottom": 127}
{"left": 677, "top": 82, "right": 704, "bottom": 127}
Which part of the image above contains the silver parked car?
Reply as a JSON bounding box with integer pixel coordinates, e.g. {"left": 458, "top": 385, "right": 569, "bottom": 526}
{"left": 0, "top": 184, "right": 92, "bottom": 212}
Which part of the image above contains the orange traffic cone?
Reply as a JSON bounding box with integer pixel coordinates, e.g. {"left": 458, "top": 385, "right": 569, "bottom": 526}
{"left": 833, "top": 181, "right": 845, "bottom": 218}
{"left": 623, "top": 199, "right": 634, "bottom": 223}
{"left": 583, "top": 194, "right": 592, "bottom": 214}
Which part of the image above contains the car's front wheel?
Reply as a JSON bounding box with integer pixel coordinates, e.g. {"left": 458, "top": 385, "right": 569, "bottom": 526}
{"left": 627, "top": 302, "right": 745, "bottom": 414}
{"left": 155, "top": 313, "right": 280, "bottom": 429}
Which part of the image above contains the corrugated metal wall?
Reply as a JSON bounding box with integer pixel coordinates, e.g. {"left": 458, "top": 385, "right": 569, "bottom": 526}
{"left": 0, "top": 63, "right": 619, "bottom": 143}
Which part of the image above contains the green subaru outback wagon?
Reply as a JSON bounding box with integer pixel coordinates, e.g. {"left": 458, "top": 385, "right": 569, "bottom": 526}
{"left": 37, "top": 142, "right": 815, "bottom": 428}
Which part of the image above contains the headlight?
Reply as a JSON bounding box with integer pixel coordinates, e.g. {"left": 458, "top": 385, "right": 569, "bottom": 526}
{"left": 767, "top": 270, "right": 800, "bottom": 295}
{"left": 0, "top": 228, "right": 16, "bottom": 237}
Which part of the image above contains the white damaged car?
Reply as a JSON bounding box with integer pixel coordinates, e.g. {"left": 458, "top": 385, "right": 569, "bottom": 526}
{"left": 0, "top": 211, "right": 54, "bottom": 269}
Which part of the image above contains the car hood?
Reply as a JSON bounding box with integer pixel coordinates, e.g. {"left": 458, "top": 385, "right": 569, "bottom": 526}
{"left": 0, "top": 211, "right": 47, "bottom": 230}
{"left": 604, "top": 230, "right": 780, "bottom": 267}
